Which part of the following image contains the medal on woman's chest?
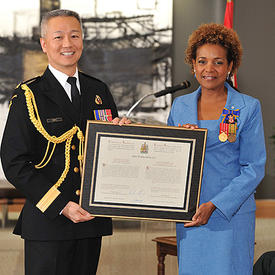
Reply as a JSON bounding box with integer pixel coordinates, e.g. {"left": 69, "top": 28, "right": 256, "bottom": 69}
{"left": 219, "top": 108, "right": 239, "bottom": 143}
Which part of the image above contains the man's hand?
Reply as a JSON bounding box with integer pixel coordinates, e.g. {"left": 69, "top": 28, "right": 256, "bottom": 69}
{"left": 184, "top": 201, "right": 216, "bottom": 227}
{"left": 62, "top": 201, "right": 94, "bottom": 223}
{"left": 112, "top": 116, "right": 131, "bottom": 126}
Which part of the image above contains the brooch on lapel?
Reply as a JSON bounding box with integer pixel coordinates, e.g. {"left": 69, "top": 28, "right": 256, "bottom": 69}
{"left": 95, "top": 95, "right": 103, "bottom": 105}
{"left": 94, "top": 109, "right": 113, "bottom": 122}
{"left": 219, "top": 107, "right": 240, "bottom": 143}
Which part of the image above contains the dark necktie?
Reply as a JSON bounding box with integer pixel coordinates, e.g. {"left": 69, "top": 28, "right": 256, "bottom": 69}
{"left": 67, "top": 77, "right": 81, "bottom": 112}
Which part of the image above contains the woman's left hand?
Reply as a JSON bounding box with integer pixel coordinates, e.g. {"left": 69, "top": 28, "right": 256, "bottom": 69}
{"left": 184, "top": 201, "right": 216, "bottom": 227}
{"left": 112, "top": 117, "right": 131, "bottom": 126}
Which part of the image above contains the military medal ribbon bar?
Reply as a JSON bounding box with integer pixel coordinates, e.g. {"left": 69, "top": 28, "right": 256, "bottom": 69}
{"left": 94, "top": 109, "right": 113, "bottom": 122}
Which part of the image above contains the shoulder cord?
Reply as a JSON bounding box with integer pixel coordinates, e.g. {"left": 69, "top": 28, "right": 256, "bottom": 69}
{"left": 20, "top": 84, "right": 84, "bottom": 188}
{"left": 9, "top": 95, "right": 18, "bottom": 109}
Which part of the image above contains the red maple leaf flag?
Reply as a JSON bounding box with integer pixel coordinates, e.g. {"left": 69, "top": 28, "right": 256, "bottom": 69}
{"left": 223, "top": 0, "right": 237, "bottom": 88}
{"left": 224, "top": 0, "right": 234, "bottom": 28}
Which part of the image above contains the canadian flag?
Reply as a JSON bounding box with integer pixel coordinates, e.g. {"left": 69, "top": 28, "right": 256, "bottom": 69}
{"left": 224, "top": 0, "right": 237, "bottom": 88}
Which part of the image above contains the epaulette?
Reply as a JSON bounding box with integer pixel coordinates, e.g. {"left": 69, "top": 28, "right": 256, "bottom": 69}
{"left": 11, "top": 76, "right": 41, "bottom": 109}
{"left": 16, "top": 75, "right": 41, "bottom": 89}
{"left": 9, "top": 94, "right": 19, "bottom": 109}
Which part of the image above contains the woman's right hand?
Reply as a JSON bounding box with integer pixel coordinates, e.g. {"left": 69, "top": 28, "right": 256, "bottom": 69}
{"left": 178, "top": 123, "right": 198, "bottom": 129}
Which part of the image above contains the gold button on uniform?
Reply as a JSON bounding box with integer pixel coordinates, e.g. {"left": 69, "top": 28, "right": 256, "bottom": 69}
{"left": 71, "top": 145, "right": 76, "bottom": 150}
{"left": 74, "top": 167, "right": 79, "bottom": 173}
{"left": 75, "top": 189, "right": 80, "bottom": 196}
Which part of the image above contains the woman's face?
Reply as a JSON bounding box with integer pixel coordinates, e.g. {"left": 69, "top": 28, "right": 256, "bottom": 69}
{"left": 192, "top": 44, "right": 233, "bottom": 92}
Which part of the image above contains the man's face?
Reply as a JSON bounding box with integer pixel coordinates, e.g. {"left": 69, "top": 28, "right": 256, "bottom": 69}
{"left": 40, "top": 16, "right": 83, "bottom": 76}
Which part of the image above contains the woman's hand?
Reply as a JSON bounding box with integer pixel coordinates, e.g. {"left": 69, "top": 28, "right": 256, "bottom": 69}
{"left": 184, "top": 201, "right": 216, "bottom": 227}
{"left": 112, "top": 117, "right": 131, "bottom": 126}
{"left": 178, "top": 123, "right": 198, "bottom": 130}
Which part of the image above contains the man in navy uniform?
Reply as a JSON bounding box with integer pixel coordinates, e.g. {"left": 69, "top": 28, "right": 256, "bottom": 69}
{"left": 0, "top": 9, "right": 129, "bottom": 275}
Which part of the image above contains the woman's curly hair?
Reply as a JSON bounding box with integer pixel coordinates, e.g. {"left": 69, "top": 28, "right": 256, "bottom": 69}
{"left": 185, "top": 23, "right": 242, "bottom": 76}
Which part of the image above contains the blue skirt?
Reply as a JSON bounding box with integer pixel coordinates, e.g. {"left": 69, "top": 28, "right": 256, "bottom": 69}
{"left": 176, "top": 212, "right": 255, "bottom": 275}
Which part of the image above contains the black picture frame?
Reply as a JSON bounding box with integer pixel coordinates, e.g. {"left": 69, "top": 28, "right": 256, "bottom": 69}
{"left": 80, "top": 121, "right": 207, "bottom": 222}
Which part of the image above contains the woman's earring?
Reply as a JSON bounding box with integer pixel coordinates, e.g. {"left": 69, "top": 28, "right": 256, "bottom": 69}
{"left": 227, "top": 72, "right": 231, "bottom": 79}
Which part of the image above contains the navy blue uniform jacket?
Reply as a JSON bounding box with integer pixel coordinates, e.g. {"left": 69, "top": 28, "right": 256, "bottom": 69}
{"left": 0, "top": 68, "right": 118, "bottom": 240}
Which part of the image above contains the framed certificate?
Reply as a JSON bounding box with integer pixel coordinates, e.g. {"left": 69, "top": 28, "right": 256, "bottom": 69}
{"left": 80, "top": 121, "right": 207, "bottom": 222}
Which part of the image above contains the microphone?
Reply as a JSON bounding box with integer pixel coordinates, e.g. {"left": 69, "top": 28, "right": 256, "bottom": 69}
{"left": 125, "top": 80, "right": 191, "bottom": 118}
{"left": 154, "top": 80, "right": 191, "bottom": 98}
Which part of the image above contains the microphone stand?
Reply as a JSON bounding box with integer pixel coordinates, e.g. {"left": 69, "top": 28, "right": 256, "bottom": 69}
{"left": 125, "top": 81, "right": 190, "bottom": 122}
{"left": 126, "top": 92, "right": 156, "bottom": 118}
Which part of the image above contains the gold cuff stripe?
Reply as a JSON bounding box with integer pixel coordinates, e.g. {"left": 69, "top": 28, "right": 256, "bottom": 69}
{"left": 36, "top": 186, "right": 61, "bottom": 213}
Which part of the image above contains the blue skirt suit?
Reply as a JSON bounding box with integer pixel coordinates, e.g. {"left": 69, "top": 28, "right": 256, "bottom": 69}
{"left": 167, "top": 83, "right": 266, "bottom": 275}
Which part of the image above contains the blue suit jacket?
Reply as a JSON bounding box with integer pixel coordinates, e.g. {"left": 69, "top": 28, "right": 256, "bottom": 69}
{"left": 168, "top": 82, "right": 266, "bottom": 221}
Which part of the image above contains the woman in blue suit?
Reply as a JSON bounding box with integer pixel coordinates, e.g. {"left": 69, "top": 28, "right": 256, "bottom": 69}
{"left": 168, "top": 23, "right": 266, "bottom": 275}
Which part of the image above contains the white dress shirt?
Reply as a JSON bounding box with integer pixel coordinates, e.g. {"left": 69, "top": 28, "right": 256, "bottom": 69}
{"left": 48, "top": 65, "right": 81, "bottom": 101}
